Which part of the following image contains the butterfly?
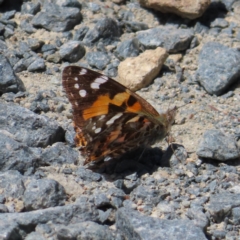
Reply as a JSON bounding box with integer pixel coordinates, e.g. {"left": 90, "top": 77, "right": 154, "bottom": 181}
{"left": 62, "top": 66, "right": 177, "bottom": 165}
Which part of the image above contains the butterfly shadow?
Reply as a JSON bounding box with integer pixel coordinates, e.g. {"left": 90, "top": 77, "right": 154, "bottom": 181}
{"left": 87, "top": 144, "right": 184, "bottom": 181}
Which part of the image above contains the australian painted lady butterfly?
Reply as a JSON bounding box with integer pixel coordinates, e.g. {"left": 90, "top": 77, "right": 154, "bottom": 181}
{"left": 62, "top": 66, "right": 177, "bottom": 165}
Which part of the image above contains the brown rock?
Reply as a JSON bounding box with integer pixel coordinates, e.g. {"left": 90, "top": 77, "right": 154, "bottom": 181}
{"left": 138, "top": 0, "right": 211, "bottom": 19}
{"left": 118, "top": 47, "right": 168, "bottom": 91}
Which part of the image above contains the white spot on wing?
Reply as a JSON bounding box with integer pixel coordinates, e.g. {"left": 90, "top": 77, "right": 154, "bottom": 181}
{"left": 79, "top": 68, "right": 87, "bottom": 75}
{"left": 91, "top": 82, "right": 100, "bottom": 89}
{"left": 79, "top": 89, "right": 87, "bottom": 97}
{"left": 74, "top": 77, "right": 78, "bottom": 81}
{"left": 74, "top": 84, "right": 79, "bottom": 89}
{"left": 91, "top": 76, "right": 108, "bottom": 89}
{"left": 99, "top": 115, "right": 106, "bottom": 120}
{"left": 95, "top": 76, "right": 108, "bottom": 84}
{"left": 106, "top": 113, "right": 123, "bottom": 125}
{"left": 95, "top": 128, "right": 101, "bottom": 134}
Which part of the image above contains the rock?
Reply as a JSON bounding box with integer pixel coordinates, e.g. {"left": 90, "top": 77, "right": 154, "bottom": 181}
{"left": 136, "top": 26, "right": 194, "bottom": 52}
{"left": 32, "top": 5, "right": 82, "bottom": 32}
{"left": 40, "top": 142, "right": 79, "bottom": 165}
{"left": 210, "top": 18, "right": 229, "bottom": 28}
{"left": 0, "top": 102, "right": 65, "bottom": 148}
{"left": 196, "top": 129, "right": 240, "bottom": 161}
{"left": 23, "top": 179, "right": 66, "bottom": 211}
{"left": 83, "top": 17, "right": 120, "bottom": 46}
{"left": 76, "top": 167, "right": 102, "bottom": 182}
{"left": 115, "top": 38, "right": 141, "bottom": 60}
{"left": 186, "top": 206, "right": 209, "bottom": 230}
{"left": 0, "top": 55, "right": 25, "bottom": 94}
{"left": 0, "top": 131, "right": 40, "bottom": 173}
{"left": 139, "top": 0, "right": 211, "bottom": 19}
{"left": 123, "top": 21, "right": 149, "bottom": 32}
{"left": 0, "top": 170, "right": 25, "bottom": 199}
{"left": 27, "top": 38, "right": 44, "bottom": 51}
{"left": 27, "top": 58, "right": 46, "bottom": 72}
{"left": 206, "top": 192, "right": 240, "bottom": 222}
{"left": 116, "top": 208, "right": 207, "bottom": 240}
{"left": 73, "top": 26, "right": 89, "bottom": 41}
{"left": 118, "top": 47, "right": 168, "bottom": 91}
{"left": 19, "top": 17, "right": 37, "bottom": 34}
{"left": 21, "top": 2, "right": 41, "bottom": 15}
{"left": 54, "top": 221, "right": 116, "bottom": 240}
{"left": 196, "top": 42, "right": 240, "bottom": 95}
{"left": 86, "top": 51, "right": 111, "bottom": 70}
{"left": 42, "top": 0, "right": 82, "bottom": 9}
{"left": 0, "top": 203, "right": 99, "bottom": 239}
{"left": 59, "top": 40, "right": 85, "bottom": 63}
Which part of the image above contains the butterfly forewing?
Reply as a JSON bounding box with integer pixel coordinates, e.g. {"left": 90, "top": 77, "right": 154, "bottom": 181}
{"left": 62, "top": 66, "right": 176, "bottom": 164}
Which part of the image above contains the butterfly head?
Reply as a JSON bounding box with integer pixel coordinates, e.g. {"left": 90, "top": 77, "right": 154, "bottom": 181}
{"left": 157, "top": 106, "right": 178, "bottom": 133}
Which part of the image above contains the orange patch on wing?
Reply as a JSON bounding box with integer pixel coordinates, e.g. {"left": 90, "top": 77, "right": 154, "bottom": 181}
{"left": 83, "top": 92, "right": 143, "bottom": 120}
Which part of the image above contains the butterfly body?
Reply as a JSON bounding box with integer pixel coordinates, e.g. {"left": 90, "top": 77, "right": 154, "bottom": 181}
{"left": 62, "top": 66, "right": 177, "bottom": 164}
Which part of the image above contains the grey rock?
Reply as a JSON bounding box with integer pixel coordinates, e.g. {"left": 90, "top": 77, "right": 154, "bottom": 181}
{"left": 210, "top": 18, "right": 229, "bottom": 28}
{"left": 0, "top": 39, "right": 7, "bottom": 50}
{"left": 0, "top": 55, "right": 25, "bottom": 94}
{"left": 25, "top": 232, "right": 46, "bottom": 240}
{"left": 83, "top": 17, "right": 120, "bottom": 46}
{"left": 196, "top": 129, "right": 239, "bottom": 161}
{"left": 115, "top": 38, "right": 141, "bottom": 60}
{"left": 41, "top": 44, "right": 57, "bottom": 53}
{"left": 59, "top": 40, "right": 85, "bottom": 63}
{"left": 76, "top": 167, "right": 102, "bottom": 182}
{"left": 86, "top": 51, "right": 111, "bottom": 70}
{"left": 1, "top": 10, "right": 16, "bottom": 20}
{"left": 116, "top": 208, "right": 207, "bottom": 240}
{"left": 32, "top": 5, "right": 82, "bottom": 32}
{"left": 14, "top": 55, "right": 39, "bottom": 73}
{"left": 0, "top": 204, "right": 8, "bottom": 213}
{"left": 136, "top": 26, "right": 194, "bottom": 53}
{"left": 3, "top": 27, "right": 14, "bottom": 38}
{"left": 131, "top": 186, "right": 168, "bottom": 206}
{"left": 161, "top": 144, "right": 188, "bottom": 168}
{"left": 87, "top": 2, "right": 101, "bottom": 12}
{"left": 186, "top": 206, "right": 209, "bottom": 230}
{"left": 196, "top": 42, "right": 240, "bottom": 95}
{"left": 0, "top": 203, "right": 99, "bottom": 238}
{"left": 41, "top": 142, "right": 78, "bottom": 165}
{"left": 54, "top": 221, "right": 116, "bottom": 240}
{"left": 232, "top": 207, "right": 240, "bottom": 225}
{"left": 94, "top": 193, "right": 110, "bottom": 208}
{"left": 23, "top": 179, "right": 66, "bottom": 211}
{"left": 220, "top": 0, "right": 236, "bottom": 10}
{"left": 27, "top": 38, "right": 44, "bottom": 51}
{"left": 21, "top": 2, "right": 41, "bottom": 15}
{"left": 98, "top": 208, "right": 113, "bottom": 223}
{"left": 0, "top": 132, "right": 40, "bottom": 173}
{"left": 42, "top": 0, "right": 82, "bottom": 9}
{"left": 205, "top": 192, "right": 240, "bottom": 222}
{"left": 73, "top": 26, "right": 89, "bottom": 41}
{"left": 0, "top": 170, "right": 25, "bottom": 199}
{"left": 27, "top": 58, "right": 46, "bottom": 72}
{"left": 104, "top": 64, "right": 118, "bottom": 77}
{"left": 124, "top": 21, "right": 148, "bottom": 32}
{"left": 20, "top": 17, "right": 37, "bottom": 34}
{"left": 0, "top": 102, "right": 65, "bottom": 148}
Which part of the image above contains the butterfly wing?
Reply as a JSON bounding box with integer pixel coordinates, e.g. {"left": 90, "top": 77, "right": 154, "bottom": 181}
{"left": 62, "top": 66, "right": 172, "bottom": 164}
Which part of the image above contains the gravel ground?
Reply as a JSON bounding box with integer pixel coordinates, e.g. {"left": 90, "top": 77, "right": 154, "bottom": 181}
{"left": 0, "top": 0, "right": 239, "bottom": 240}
